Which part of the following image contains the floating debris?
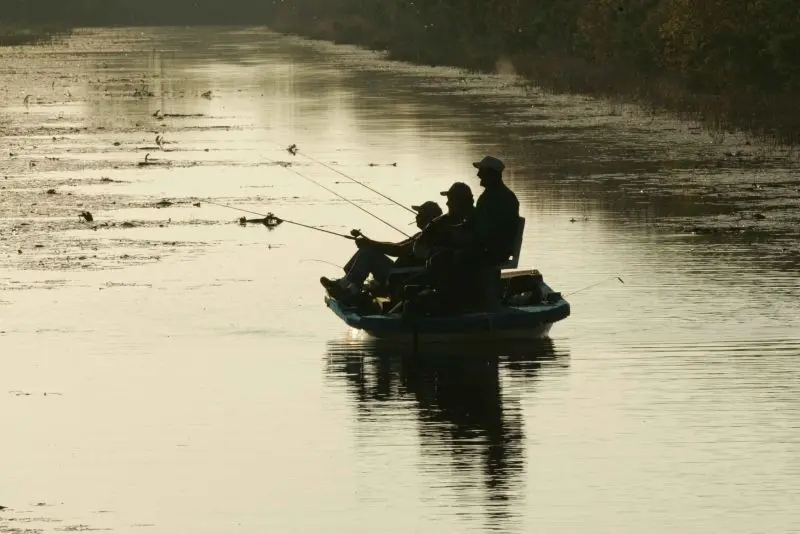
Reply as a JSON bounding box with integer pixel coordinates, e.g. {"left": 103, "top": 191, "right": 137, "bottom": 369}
{"left": 193, "top": 202, "right": 201, "bottom": 207}
{"left": 154, "top": 200, "right": 173, "bottom": 208}
{"left": 238, "top": 213, "right": 282, "bottom": 227}
{"left": 79, "top": 211, "right": 93, "bottom": 222}
{"left": 286, "top": 143, "right": 298, "bottom": 155}
{"left": 133, "top": 86, "right": 155, "bottom": 98}
{"left": 137, "top": 153, "right": 163, "bottom": 166}
{"left": 201, "top": 90, "right": 213, "bottom": 99}
{"left": 120, "top": 222, "right": 136, "bottom": 228}
{"left": 46, "top": 188, "right": 57, "bottom": 194}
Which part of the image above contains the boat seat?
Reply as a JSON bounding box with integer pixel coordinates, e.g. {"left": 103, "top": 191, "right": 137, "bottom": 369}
{"left": 388, "top": 216, "right": 526, "bottom": 276}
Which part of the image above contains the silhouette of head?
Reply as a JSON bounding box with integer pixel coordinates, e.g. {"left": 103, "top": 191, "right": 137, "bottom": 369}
{"left": 439, "top": 182, "right": 474, "bottom": 218}
{"left": 473, "top": 156, "right": 505, "bottom": 187}
{"left": 411, "top": 200, "right": 443, "bottom": 230}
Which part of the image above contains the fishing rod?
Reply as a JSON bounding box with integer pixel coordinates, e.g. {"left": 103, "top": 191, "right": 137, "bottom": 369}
{"left": 564, "top": 276, "right": 625, "bottom": 297}
{"left": 295, "top": 150, "right": 415, "bottom": 215}
{"left": 263, "top": 154, "right": 411, "bottom": 238}
{"left": 202, "top": 199, "right": 356, "bottom": 240}
{"left": 265, "top": 138, "right": 416, "bottom": 215}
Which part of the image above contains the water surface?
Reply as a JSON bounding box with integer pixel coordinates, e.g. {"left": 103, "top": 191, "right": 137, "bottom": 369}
{"left": 1, "top": 26, "right": 799, "bottom": 534}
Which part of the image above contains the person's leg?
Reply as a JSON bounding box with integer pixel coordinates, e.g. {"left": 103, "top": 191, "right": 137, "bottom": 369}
{"left": 322, "top": 248, "right": 395, "bottom": 304}
{"left": 345, "top": 248, "right": 394, "bottom": 287}
{"left": 341, "top": 249, "right": 367, "bottom": 285}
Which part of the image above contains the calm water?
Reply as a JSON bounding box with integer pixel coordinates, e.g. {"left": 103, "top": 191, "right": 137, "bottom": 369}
{"left": 1, "top": 27, "right": 799, "bottom": 534}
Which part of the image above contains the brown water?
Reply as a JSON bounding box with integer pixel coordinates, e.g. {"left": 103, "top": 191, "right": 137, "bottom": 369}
{"left": 1, "top": 26, "right": 799, "bottom": 534}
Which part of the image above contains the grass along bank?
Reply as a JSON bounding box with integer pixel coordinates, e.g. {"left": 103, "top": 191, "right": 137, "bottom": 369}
{"left": 266, "top": 7, "right": 800, "bottom": 145}
{"left": 0, "top": 25, "right": 69, "bottom": 47}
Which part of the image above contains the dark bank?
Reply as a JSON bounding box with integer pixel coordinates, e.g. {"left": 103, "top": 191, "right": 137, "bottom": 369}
{"left": 4, "top": 0, "right": 799, "bottom": 143}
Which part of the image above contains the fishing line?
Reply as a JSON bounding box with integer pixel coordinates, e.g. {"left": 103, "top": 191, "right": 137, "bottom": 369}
{"left": 202, "top": 199, "right": 355, "bottom": 240}
{"left": 300, "top": 259, "right": 344, "bottom": 269}
{"left": 564, "top": 276, "right": 625, "bottom": 297}
{"left": 263, "top": 154, "right": 410, "bottom": 237}
{"left": 294, "top": 150, "right": 415, "bottom": 215}
{"left": 262, "top": 138, "right": 416, "bottom": 215}
{"left": 202, "top": 199, "right": 268, "bottom": 218}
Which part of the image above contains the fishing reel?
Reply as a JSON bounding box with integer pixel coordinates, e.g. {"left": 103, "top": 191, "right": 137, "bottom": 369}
{"left": 350, "top": 229, "right": 363, "bottom": 238}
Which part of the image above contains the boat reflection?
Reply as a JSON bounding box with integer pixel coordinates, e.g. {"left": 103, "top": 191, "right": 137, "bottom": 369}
{"left": 325, "top": 337, "right": 570, "bottom": 530}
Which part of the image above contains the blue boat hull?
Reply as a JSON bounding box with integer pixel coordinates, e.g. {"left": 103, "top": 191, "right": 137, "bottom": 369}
{"left": 324, "top": 295, "right": 570, "bottom": 341}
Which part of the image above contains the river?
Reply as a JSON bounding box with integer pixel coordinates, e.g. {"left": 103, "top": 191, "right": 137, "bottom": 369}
{"left": 1, "top": 26, "right": 799, "bottom": 534}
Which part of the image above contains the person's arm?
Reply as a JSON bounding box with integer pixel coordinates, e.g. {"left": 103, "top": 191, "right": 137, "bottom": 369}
{"left": 357, "top": 236, "right": 414, "bottom": 257}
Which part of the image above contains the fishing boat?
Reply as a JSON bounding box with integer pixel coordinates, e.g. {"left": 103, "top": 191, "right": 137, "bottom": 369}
{"left": 323, "top": 217, "right": 571, "bottom": 342}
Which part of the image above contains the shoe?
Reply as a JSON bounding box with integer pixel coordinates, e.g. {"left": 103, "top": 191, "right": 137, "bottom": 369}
{"left": 320, "top": 277, "right": 359, "bottom": 303}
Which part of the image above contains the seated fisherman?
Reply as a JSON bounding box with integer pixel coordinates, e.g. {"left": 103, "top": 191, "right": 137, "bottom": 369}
{"left": 436, "top": 156, "right": 520, "bottom": 265}
{"left": 322, "top": 183, "right": 478, "bottom": 307}
{"left": 386, "top": 182, "right": 476, "bottom": 302}
{"left": 320, "top": 200, "right": 443, "bottom": 303}
{"left": 420, "top": 156, "right": 521, "bottom": 311}
{"left": 410, "top": 181, "right": 475, "bottom": 262}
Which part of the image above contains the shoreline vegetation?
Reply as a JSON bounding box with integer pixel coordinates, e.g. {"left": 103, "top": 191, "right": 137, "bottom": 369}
{"left": 264, "top": 1, "right": 800, "bottom": 145}
{"left": 0, "top": 25, "right": 69, "bottom": 46}
{"left": 3, "top": 0, "right": 799, "bottom": 143}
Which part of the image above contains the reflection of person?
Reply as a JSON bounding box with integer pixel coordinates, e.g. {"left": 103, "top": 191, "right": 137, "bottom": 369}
{"left": 320, "top": 201, "right": 442, "bottom": 303}
{"left": 323, "top": 339, "right": 562, "bottom": 531}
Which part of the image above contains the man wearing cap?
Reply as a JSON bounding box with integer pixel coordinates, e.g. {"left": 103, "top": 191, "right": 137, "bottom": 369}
{"left": 320, "top": 200, "right": 443, "bottom": 303}
{"left": 464, "top": 155, "right": 520, "bottom": 264}
{"left": 423, "top": 157, "right": 519, "bottom": 265}
{"left": 413, "top": 182, "right": 475, "bottom": 259}
{"left": 422, "top": 156, "right": 520, "bottom": 311}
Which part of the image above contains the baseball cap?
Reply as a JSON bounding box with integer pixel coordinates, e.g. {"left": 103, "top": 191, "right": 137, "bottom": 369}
{"left": 472, "top": 155, "right": 505, "bottom": 173}
{"left": 439, "top": 181, "right": 473, "bottom": 200}
{"left": 411, "top": 200, "right": 443, "bottom": 220}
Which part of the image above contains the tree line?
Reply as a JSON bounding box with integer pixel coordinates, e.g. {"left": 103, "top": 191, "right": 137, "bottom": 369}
{"left": 270, "top": 0, "right": 800, "bottom": 95}
{"left": 4, "top": 0, "right": 798, "bottom": 93}
{"left": 3, "top": 0, "right": 799, "bottom": 137}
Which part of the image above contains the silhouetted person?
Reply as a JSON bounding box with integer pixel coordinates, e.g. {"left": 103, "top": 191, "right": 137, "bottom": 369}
{"left": 458, "top": 156, "right": 520, "bottom": 265}
{"left": 320, "top": 201, "right": 443, "bottom": 303}
{"left": 423, "top": 156, "right": 521, "bottom": 311}
{"left": 412, "top": 182, "right": 475, "bottom": 261}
